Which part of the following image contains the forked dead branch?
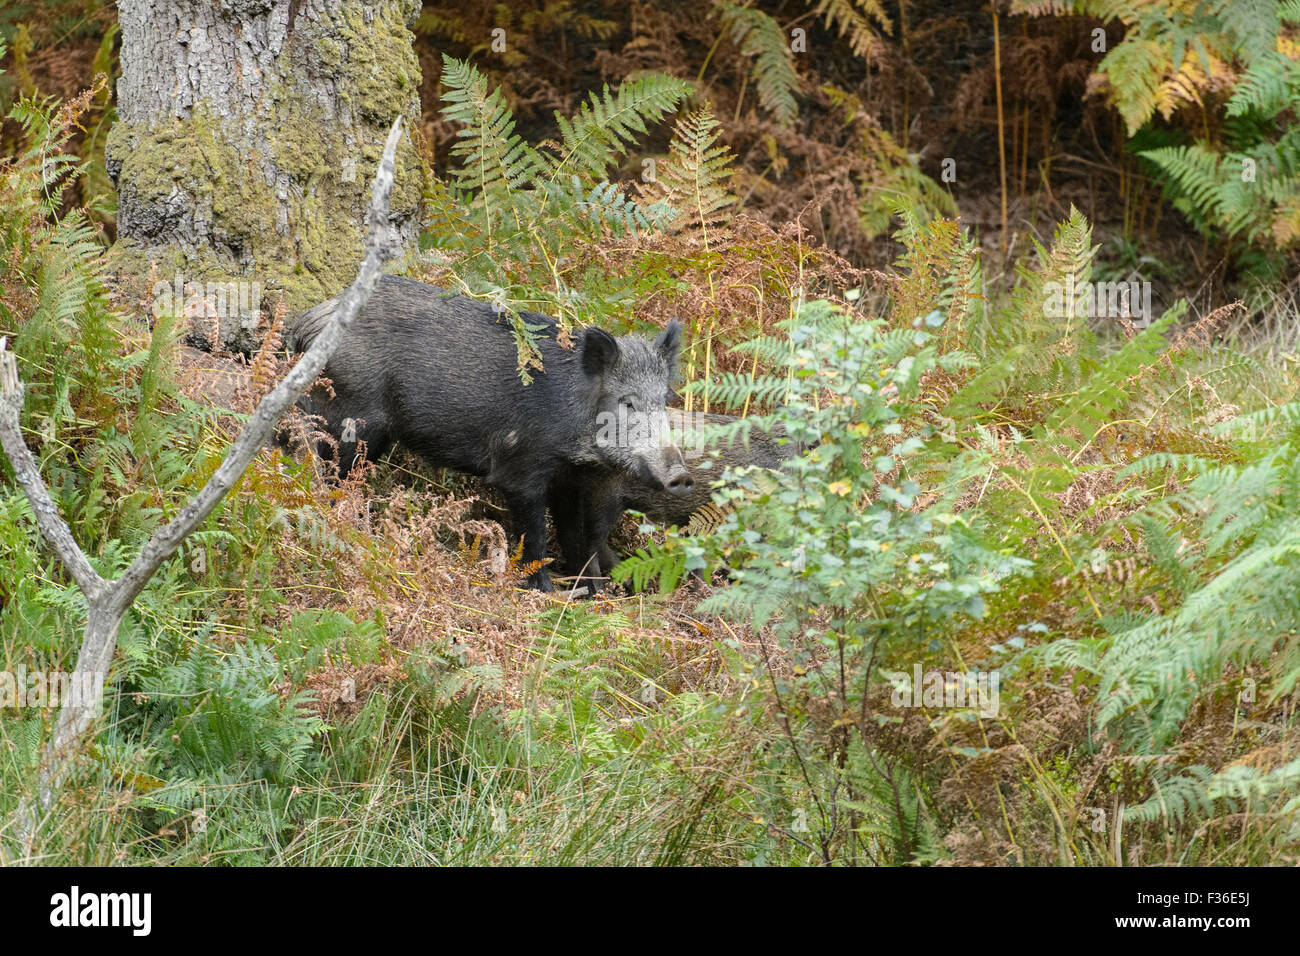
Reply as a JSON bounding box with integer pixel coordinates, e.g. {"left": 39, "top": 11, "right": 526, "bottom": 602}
{"left": 0, "top": 116, "right": 406, "bottom": 847}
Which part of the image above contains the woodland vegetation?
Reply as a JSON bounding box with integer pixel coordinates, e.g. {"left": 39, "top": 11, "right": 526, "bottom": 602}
{"left": 1, "top": 0, "right": 1299, "bottom": 865}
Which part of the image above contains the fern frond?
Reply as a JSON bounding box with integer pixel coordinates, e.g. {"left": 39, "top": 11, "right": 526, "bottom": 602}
{"left": 1226, "top": 50, "right": 1298, "bottom": 116}
{"left": 548, "top": 73, "right": 691, "bottom": 184}
{"left": 1125, "top": 767, "right": 1216, "bottom": 824}
{"left": 439, "top": 55, "right": 544, "bottom": 231}
{"left": 1099, "top": 38, "right": 1171, "bottom": 134}
{"left": 717, "top": 2, "right": 801, "bottom": 125}
{"left": 1043, "top": 303, "right": 1179, "bottom": 451}
{"left": 812, "top": 0, "right": 892, "bottom": 60}
{"left": 642, "top": 106, "right": 737, "bottom": 232}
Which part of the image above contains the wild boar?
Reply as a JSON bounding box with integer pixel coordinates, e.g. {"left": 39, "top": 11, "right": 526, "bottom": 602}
{"left": 289, "top": 275, "right": 692, "bottom": 590}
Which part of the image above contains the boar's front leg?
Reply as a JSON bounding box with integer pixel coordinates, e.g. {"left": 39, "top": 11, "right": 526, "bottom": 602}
{"left": 550, "top": 470, "right": 624, "bottom": 587}
{"left": 584, "top": 479, "right": 627, "bottom": 578}
{"left": 549, "top": 486, "right": 600, "bottom": 582}
{"left": 503, "top": 489, "right": 553, "bottom": 591}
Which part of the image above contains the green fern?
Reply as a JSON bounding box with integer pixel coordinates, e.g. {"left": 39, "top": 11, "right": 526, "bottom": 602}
{"left": 548, "top": 74, "right": 693, "bottom": 185}
{"left": 946, "top": 206, "right": 1100, "bottom": 424}
{"left": 1127, "top": 758, "right": 1300, "bottom": 831}
{"left": 1038, "top": 448, "right": 1300, "bottom": 752}
{"left": 1227, "top": 50, "right": 1300, "bottom": 117}
{"left": 429, "top": 57, "right": 692, "bottom": 367}
{"left": 642, "top": 106, "right": 737, "bottom": 233}
{"left": 438, "top": 54, "right": 544, "bottom": 246}
{"left": 717, "top": 2, "right": 801, "bottom": 125}
{"left": 563, "top": 178, "right": 677, "bottom": 238}
{"left": 610, "top": 538, "right": 696, "bottom": 594}
{"left": 1077, "top": 0, "right": 1300, "bottom": 251}
{"left": 1124, "top": 766, "right": 1216, "bottom": 825}
{"left": 1043, "top": 302, "right": 1181, "bottom": 452}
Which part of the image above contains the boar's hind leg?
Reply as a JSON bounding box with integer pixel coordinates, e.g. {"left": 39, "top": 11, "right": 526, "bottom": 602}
{"left": 598, "top": 540, "right": 620, "bottom": 577}
{"left": 333, "top": 416, "right": 391, "bottom": 479}
{"left": 503, "top": 490, "right": 554, "bottom": 591}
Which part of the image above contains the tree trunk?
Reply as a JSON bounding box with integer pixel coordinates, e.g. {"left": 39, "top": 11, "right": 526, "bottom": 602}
{"left": 106, "top": 0, "right": 423, "bottom": 350}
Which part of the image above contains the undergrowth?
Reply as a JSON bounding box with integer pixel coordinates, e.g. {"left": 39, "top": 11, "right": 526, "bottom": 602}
{"left": 2, "top": 44, "right": 1299, "bottom": 867}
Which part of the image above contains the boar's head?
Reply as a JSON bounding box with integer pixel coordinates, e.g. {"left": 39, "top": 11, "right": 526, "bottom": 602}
{"left": 583, "top": 319, "right": 693, "bottom": 496}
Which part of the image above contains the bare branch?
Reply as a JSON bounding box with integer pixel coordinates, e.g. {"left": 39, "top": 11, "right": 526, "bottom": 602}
{"left": 2, "top": 115, "right": 407, "bottom": 843}
{"left": 109, "top": 116, "right": 406, "bottom": 617}
{"left": 0, "top": 339, "right": 108, "bottom": 601}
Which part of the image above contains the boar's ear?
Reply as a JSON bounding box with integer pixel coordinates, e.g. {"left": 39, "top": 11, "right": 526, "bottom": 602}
{"left": 581, "top": 327, "right": 620, "bottom": 376}
{"left": 654, "top": 319, "right": 683, "bottom": 366}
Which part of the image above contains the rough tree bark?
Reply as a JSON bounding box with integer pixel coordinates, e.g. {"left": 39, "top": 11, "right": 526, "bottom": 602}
{"left": 106, "top": 0, "right": 424, "bottom": 350}
{"left": 2, "top": 118, "right": 404, "bottom": 853}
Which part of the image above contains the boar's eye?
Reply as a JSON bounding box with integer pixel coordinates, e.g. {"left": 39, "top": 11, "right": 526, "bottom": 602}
{"left": 619, "top": 396, "right": 636, "bottom": 410}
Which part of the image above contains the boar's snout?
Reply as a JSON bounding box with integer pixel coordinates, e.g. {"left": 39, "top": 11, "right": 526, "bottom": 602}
{"left": 633, "top": 444, "right": 694, "bottom": 494}
{"left": 664, "top": 462, "right": 694, "bottom": 495}
{"left": 655, "top": 440, "right": 695, "bottom": 495}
